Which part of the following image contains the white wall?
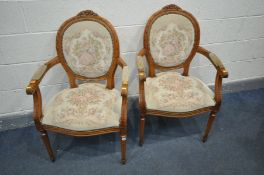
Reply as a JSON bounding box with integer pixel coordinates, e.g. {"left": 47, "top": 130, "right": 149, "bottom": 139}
{"left": 0, "top": 0, "right": 264, "bottom": 118}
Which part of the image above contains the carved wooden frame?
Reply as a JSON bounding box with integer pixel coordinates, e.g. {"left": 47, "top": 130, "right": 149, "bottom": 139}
{"left": 137, "top": 4, "right": 229, "bottom": 146}
{"left": 143, "top": 4, "right": 200, "bottom": 77}
{"left": 26, "top": 10, "right": 128, "bottom": 164}
{"left": 56, "top": 10, "right": 120, "bottom": 89}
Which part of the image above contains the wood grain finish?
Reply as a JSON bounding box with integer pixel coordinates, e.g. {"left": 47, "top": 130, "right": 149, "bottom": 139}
{"left": 26, "top": 10, "right": 128, "bottom": 164}
{"left": 137, "top": 4, "right": 228, "bottom": 146}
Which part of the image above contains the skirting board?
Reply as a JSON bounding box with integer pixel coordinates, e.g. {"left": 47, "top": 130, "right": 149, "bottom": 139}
{"left": 1, "top": 77, "right": 263, "bottom": 131}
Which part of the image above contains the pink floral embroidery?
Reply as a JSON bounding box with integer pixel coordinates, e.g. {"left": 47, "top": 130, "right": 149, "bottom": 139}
{"left": 145, "top": 72, "right": 215, "bottom": 112}
{"left": 42, "top": 83, "right": 122, "bottom": 131}
{"left": 63, "top": 24, "right": 113, "bottom": 78}
{"left": 66, "top": 88, "right": 102, "bottom": 106}
{"left": 150, "top": 21, "right": 194, "bottom": 67}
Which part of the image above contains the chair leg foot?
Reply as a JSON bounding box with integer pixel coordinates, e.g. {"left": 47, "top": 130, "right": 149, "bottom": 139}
{"left": 202, "top": 137, "right": 207, "bottom": 143}
{"left": 120, "top": 135, "right": 126, "bottom": 165}
{"left": 139, "top": 117, "right": 145, "bottom": 146}
{"left": 121, "top": 159, "right": 127, "bottom": 165}
{"left": 40, "top": 131, "right": 56, "bottom": 161}
{"left": 202, "top": 112, "right": 216, "bottom": 143}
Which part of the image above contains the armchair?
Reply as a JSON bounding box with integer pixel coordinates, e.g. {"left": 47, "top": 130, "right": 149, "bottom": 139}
{"left": 137, "top": 4, "right": 228, "bottom": 146}
{"left": 26, "top": 10, "right": 128, "bottom": 164}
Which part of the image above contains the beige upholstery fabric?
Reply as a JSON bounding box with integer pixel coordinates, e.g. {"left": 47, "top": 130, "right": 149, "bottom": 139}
{"left": 42, "top": 83, "right": 122, "bottom": 131}
{"left": 136, "top": 55, "right": 149, "bottom": 76}
{"left": 209, "top": 53, "right": 224, "bottom": 68}
{"left": 149, "top": 14, "right": 195, "bottom": 67}
{"left": 145, "top": 72, "right": 215, "bottom": 112}
{"left": 63, "top": 21, "right": 113, "bottom": 78}
{"left": 32, "top": 64, "right": 47, "bottom": 80}
{"left": 136, "top": 55, "right": 145, "bottom": 71}
{"left": 122, "top": 66, "right": 129, "bottom": 84}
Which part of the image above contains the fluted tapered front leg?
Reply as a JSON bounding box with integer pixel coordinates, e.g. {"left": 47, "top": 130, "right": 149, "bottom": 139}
{"left": 202, "top": 112, "right": 217, "bottom": 142}
{"left": 120, "top": 134, "right": 127, "bottom": 164}
{"left": 40, "top": 131, "right": 55, "bottom": 161}
{"left": 139, "top": 114, "right": 146, "bottom": 146}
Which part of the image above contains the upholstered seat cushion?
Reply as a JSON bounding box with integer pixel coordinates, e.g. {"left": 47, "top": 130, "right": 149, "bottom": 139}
{"left": 145, "top": 72, "right": 215, "bottom": 112}
{"left": 42, "top": 83, "right": 122, "bottom": 131}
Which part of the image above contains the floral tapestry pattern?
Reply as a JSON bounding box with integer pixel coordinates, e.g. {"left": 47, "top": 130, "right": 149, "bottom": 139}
{"left": 42, "top": 83, "right": 121, "bottom": 131}
{"left": 63, "top": 28, "right": 113, "bottom": 77}
{"left": 150, "top": 22, "right": 194, "bottom": 67}
{"left": 145, "top": 72, "right": 215, "bottom": 112}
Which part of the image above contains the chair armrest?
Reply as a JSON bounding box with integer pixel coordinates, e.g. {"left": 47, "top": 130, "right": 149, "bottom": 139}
{"left": 26, "top": 56, "right": 60, "bottom": 95}
{"left": 137, "top": 49, "right": 147, "bottom": 112}
{"left": 137, "top": 48, "right": 146, "bottom": 81}
{"left": 118, "top": 58, "right": 128, "bottom": 132}
{"left": 118, "top": 57, "right": 128, "bottom": 96}
{"left": 197, "top": 46, "right": 228, "bottom": 78}
{"left": 197, "top": 47, "right": 228, "bottom": 109}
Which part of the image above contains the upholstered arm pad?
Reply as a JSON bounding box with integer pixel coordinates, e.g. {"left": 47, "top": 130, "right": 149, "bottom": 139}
{"left": 197, "top": 47, "right": 228, "bottom": 78}
{"left": 137, "top": 48, "right": 146, "bottom": 81}
{"left": 31, "top": 64, "right": 48, "bottom": 80}
{"left": 26, "top": 56, "right": 60, "bottom": 95}
{"left": 137, "top": 55, "right": 145, "bottom": 72}
{"left": 118, "top": 58, "right": 128, "bottom": 96}
{"left": 122, "top": 66, "right": 129, "bottom": 84}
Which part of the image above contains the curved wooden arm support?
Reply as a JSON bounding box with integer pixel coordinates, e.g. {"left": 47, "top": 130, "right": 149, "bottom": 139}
{"left": 26, "top": 56, "right": 60, "bottom": 130}
{"left": 197, "top": 47, "right": 228, "bottom": 78}
{"left": 26, "top": 56, "right": 60, "bottom": 95}
{"left": 118, "top": 57, "right": 128, "bottom": 133}
{"left": 214, "top": 71, "right": 223, "bottom": 111}
{"left": 32, "top": 86, "right": 43, "bottom": 131}
{"left": 197, "top": 47, "right": 229, "bottom": 110}
{"left": 138, "top": 48, "right": 145, "bottom": 57}
{"left": 120, "top": 86, "right": 128, "bottom": 134}
{"left": 137, "top": 49, "right": 147, "bottom": 112}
